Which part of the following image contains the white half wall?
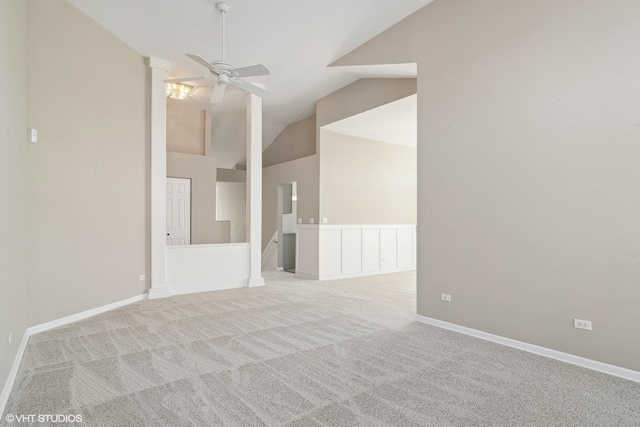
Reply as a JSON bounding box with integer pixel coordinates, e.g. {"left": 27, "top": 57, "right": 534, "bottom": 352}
{"left": 167, "top": 244, "right": 250, "bottom": 294}
{"left": 297, "top": 225, "right": 416, "bottom": 280}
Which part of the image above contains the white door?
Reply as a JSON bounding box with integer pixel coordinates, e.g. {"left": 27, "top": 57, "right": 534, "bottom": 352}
{"left": 166, "top": 177, "right": 191, "bottom": 245}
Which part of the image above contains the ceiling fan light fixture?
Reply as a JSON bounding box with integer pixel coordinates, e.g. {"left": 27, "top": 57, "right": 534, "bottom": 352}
{"left": 165, "top": 82, "right": 194, "bottom": 100}
{"left": 170, "top": 1, "right": 271, "bottom": 104}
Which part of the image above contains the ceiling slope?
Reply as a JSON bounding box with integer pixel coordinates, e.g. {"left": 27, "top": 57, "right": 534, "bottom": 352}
{"left": 68, "top": 0, "right": 432, "bottom": 164}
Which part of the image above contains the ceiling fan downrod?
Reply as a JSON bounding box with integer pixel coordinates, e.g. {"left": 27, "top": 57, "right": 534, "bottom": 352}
{"left": 216, "top": 2, "right": 229, "bottom": 61}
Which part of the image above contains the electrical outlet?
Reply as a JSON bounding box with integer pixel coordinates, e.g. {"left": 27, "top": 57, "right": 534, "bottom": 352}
{"left": 139, "top": 275, "right": 145, "bottom": 281}
{"left": 8, "top": 332, "right": 12, "bottom": 348}
{"left": 298, "top": 218, "right": 302, "bottom": 224}
{"left": 441, "top": 293, "right": 452, "bottom": 302}
{"left": 574, "top": 319, "right": 592, "bottom": 331}
{"left": 322, "top": 218, "right": 328, "bottom": 224}
{"left": 310, "top": 218, "right": 315, "bottom": 224}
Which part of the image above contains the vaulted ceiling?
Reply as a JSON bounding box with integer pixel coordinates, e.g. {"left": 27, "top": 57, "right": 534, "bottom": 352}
{"left": 68, "top": 0, "right": 431, "bottom": 166}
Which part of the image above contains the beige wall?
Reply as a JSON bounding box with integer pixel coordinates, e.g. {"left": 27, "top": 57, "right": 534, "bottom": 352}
{"left": 167, "top": 152, "right": 220, "bottom": 244}
{"left": 217, "top": 168, "right": 246, "bottom": 183}
{"left": 216, "top": 182, "right": 246, "bottom": 243}
{"left": 319, "top": 130, "right": 416, "bottom": 225}
{"left": 26, "top": 0, "right": 148, "bottom": 327}
{"left": 166, "top": 98, "right": 205, "bottom": 155}
{"left": 336, "top": 0, "right": 640, "bottom": 371}
{"left": 263, "top": 115, "right": 316, "bottom": 167}
{"left": 316, "top": 78, "right": 416, "bottom": 151}
{"left": 0, "top": 0, "right": 29, "bottom": 396}
{"left": 262, "top": 155, "right": 319, "bottom": 251}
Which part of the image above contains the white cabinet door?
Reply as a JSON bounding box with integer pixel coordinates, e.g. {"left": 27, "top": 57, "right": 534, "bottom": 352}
{"left": 166, "top": 177, "right": 191, "bottom": 245}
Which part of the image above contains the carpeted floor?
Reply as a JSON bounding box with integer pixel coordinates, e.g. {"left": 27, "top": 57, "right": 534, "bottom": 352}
{"left": 3, "top": 271, "right": 640, "bottom": 426}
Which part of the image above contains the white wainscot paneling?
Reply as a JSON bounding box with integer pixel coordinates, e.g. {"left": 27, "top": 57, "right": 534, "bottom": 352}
{"left": 397, "top": 227, "right": 414, "bottom": 269}
{"left": 341, "top": 229, "right": 362, "bottom": 275}
{"left": 296, "top": 226, "right": 319, "bottom": 279}
{"left": 380, "top": 228, "right": 398, "bottom": 270}
{"left": 413, "top": 228, "right": 417, "bottom": 267}
{"left": 320, "top": 228, "right": 342, "bottom": 277}
{"left": 316, "top": 225, "right": 415, "bottom": 280}
{"left": 362, "top": 228, "right": 381, "bottom": 272}
{"left": 167, "top": 243, "right": 249, "bottom": 294}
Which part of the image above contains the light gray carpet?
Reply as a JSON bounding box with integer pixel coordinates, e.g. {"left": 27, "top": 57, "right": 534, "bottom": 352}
{"left": 3, "top": 271, "right": 640, "bottom": 426}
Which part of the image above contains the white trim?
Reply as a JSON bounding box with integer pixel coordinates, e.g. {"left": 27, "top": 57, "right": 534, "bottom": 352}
{"left": 147, "top": 287, "right": 171, "bottom": 299}
{"left": 0, "top": 331, "right": 29, "bottom": 417}
{"left": 167, "top": 242, "right": 250, "bottom": 250}
{"left": 318, "top": 266, "right": 415, "bottom": 281}
{"left": 276, "top": 267, "right": 284, "bottom": 271}
{"left": 415, "top": 315, "right": 640, "bottom": 384}
{"left": 170, "top": 283, "right": 246, "bottom": 296}
{"left": 262, "top": 232, "right": 278, "bottom": 258}
{"left": 295, "top": 271, "right": 319, "bottom": 280}
{"left": 28, "top": 294, "right": 148, "bottom": 335}
{"left": 248, "top": 277, "right": 266, "bottom": 287}
{"left": 261, "top": 232, "right": 278, "bottom": 271}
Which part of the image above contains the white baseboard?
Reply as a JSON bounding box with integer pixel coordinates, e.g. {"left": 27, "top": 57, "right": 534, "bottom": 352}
{"left": 27, "top": 294, "right": 148, "bottom": 336}
{"left": 0, "top": 331, "right": 30, "bottom": 417}
{"left": 275, "top": 267, "right": 284, "bottom": 271}
{"left": 319, "top": 267, "right": 415, "bottom": 281}
{"left": 248, "top": 277, "right": 265, "bottom": 287}
{"left": 148, "top": 286, "right": 171, "bottom": 299}
{"left": 295, "top": 271, "right": 319, "bottom": 280}
{"left": 295, "top": 268, "right": 416, "bottom": 281}
{"left": 415, "top": 315, "right": 640, "bottom": 384}
{"left": 170, "top": 283, "right": 246, "bottom": 296}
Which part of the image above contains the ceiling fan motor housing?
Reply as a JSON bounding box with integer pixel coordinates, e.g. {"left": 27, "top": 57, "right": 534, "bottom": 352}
{"left": 216, "top": 2, "right": 229, "bottom": 13}
{"left": 166, "top": 0, "right": 270, "bottom": 103}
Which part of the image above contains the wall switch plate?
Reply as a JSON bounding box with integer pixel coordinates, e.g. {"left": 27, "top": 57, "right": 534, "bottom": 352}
{"left": 310, "top": 218, "right": 315, "bottom": 224}
{"left": 298, "top": 218, "right": 302, "bottom": 224}
{"left": 139, "top": 275, "right": 145, "bottom": 281}
{"left": 28, "top": 128, "right": 38, "bottom": 143}
{"left": 574, "top": 319, "right": 592, "bottom": 330}
{"left": 8, "top": 332, "right": 12, "bottom": 348}
{"left": 441, "top": 293, "right": 452, "bottom": 302}
{"left": 322, "top": 218, "right": 328, "bottom": 224}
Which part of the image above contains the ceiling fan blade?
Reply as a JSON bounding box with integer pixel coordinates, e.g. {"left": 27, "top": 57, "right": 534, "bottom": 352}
{"left": 231, "top": 78, "right": 271, "bottom": 99}
{"left": 232, "top": 64, "right": 270, "bottom": 78}
{"left": 185, "top": 54, "right": 220, "bottom": 73}
{"left": 210, "top": 83, "right": 227, "bottom": 104}
{"left": 164, "top": 75, "right": 211, "bottom": 83}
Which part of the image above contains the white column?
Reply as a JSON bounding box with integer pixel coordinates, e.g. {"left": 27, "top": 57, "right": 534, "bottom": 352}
{"left": 148, "top": 57, "right": 172, "bottom": 299}
{"left": 246, "top": 92, "right": 265, "bottom": 287}
{"left": 204, "top": 110, "right": 212, "bottom": 157}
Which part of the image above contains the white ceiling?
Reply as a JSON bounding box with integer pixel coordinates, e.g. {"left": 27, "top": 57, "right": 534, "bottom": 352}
{"left": 68, "top": 0, "right": 431, "bottom": 166}
{"left": 323, "top": 95, "right": 417, "bottom": 148}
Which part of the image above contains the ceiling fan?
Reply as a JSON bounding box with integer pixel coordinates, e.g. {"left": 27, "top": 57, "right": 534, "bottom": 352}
{"left": 165, "top": 1, "right": 271, "bottom": 104}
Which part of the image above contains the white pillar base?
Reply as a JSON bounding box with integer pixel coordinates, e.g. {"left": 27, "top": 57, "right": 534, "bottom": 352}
{"left": 148, "top": 287, "right": 171, "bottom": 299}
{"left": 248, "top": 278, "right": 266, "bottom": 287}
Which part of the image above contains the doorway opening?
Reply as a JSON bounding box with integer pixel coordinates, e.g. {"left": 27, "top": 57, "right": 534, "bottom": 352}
{"left": 278, "top": 182, "right": 297, "bottom": 273}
